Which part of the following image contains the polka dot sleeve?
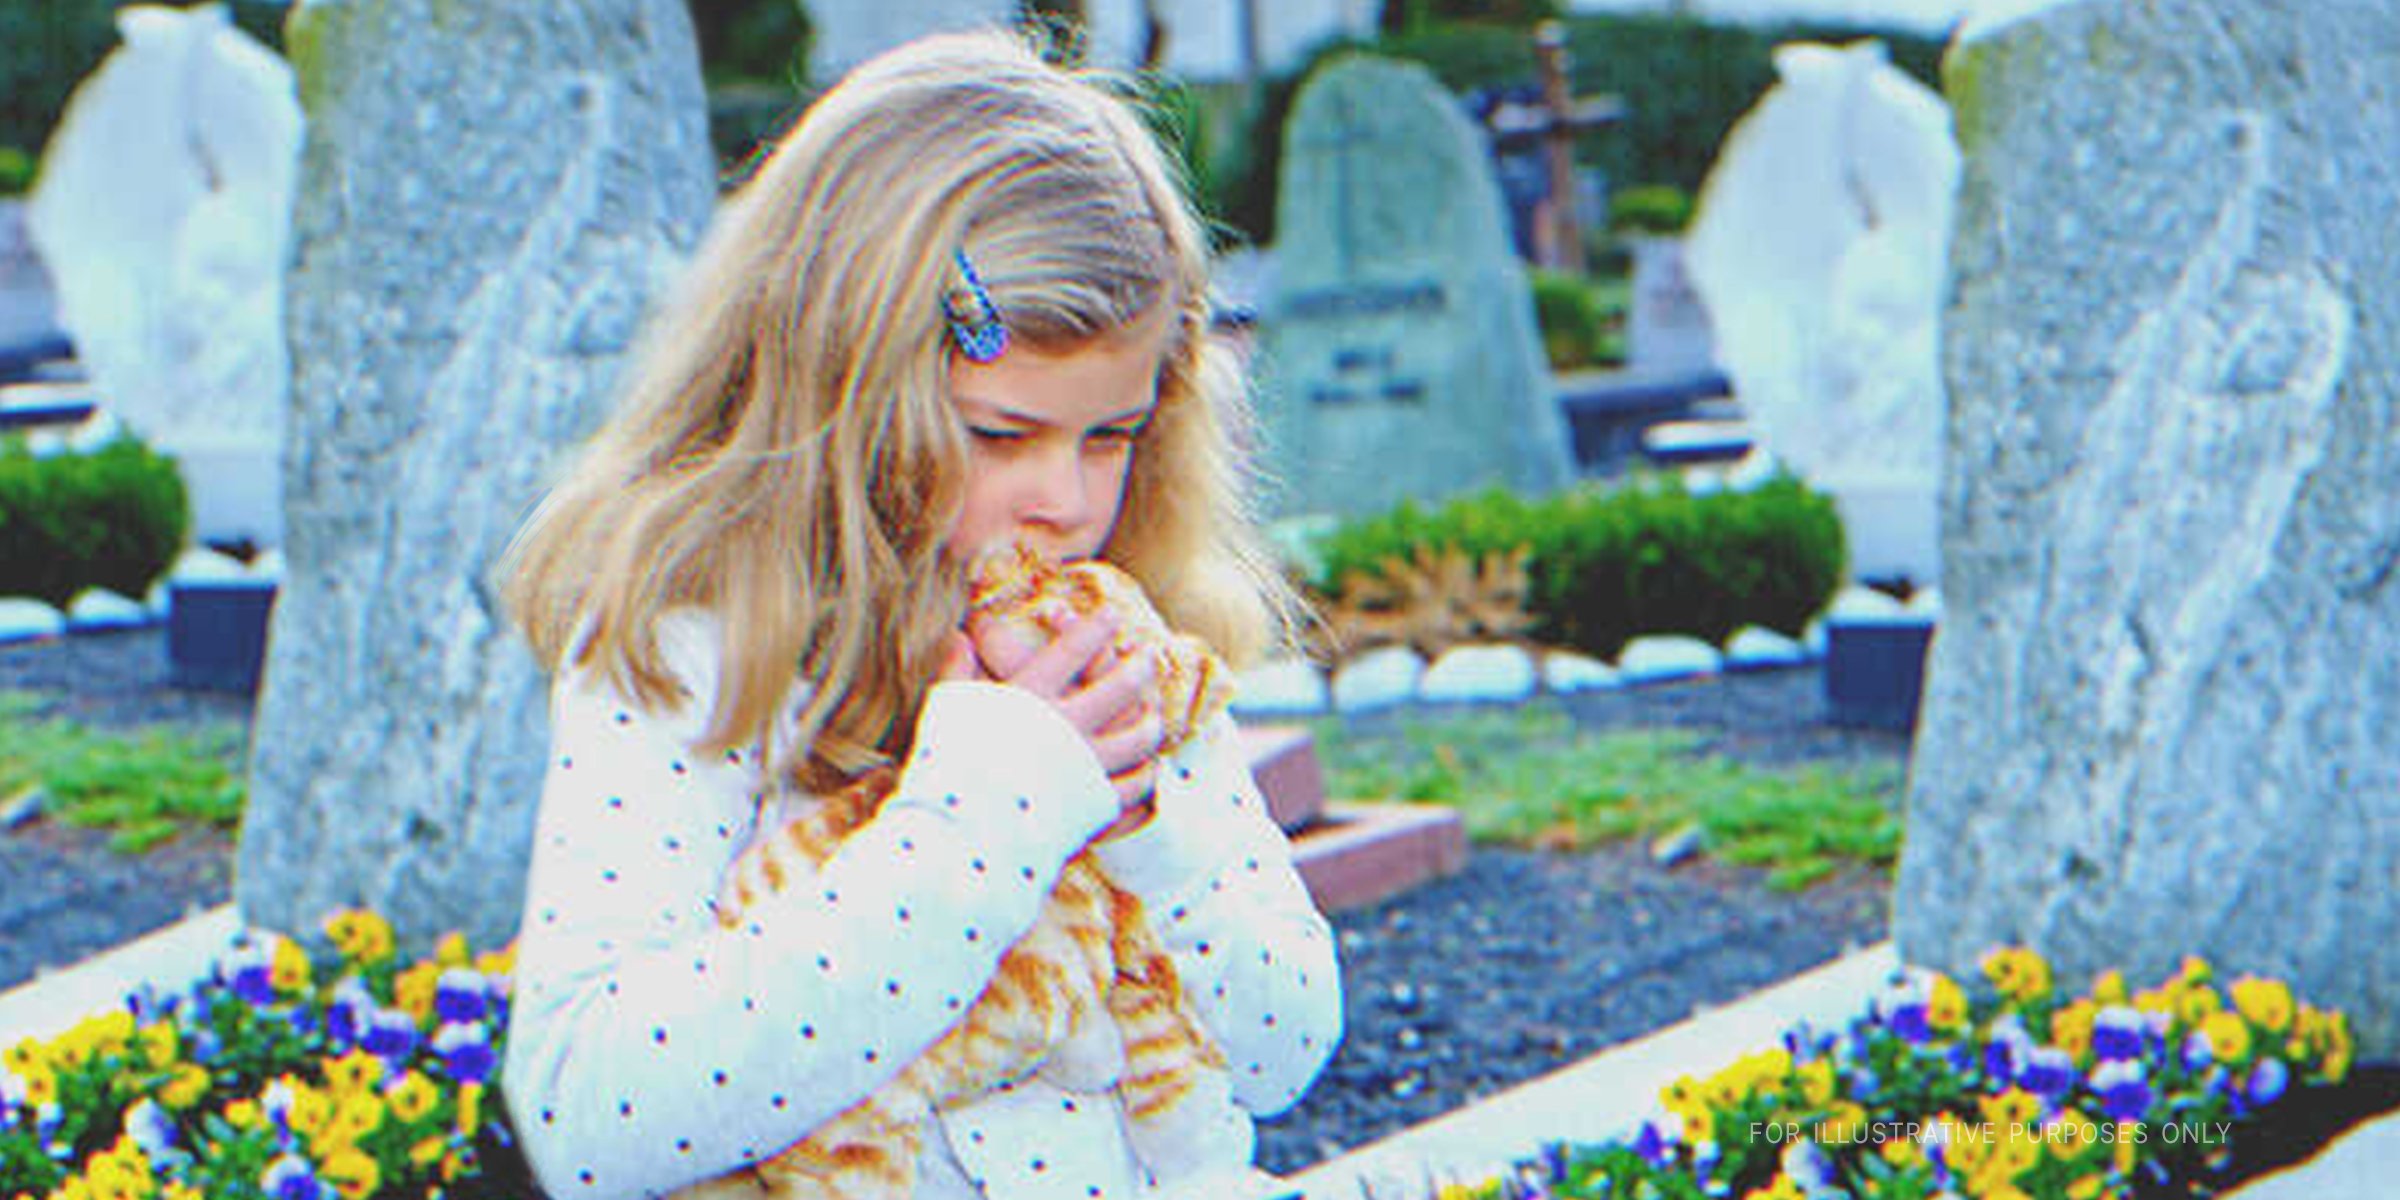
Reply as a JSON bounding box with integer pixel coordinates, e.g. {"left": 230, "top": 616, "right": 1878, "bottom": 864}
{"left": 503, "top": 619, "right": 1120, "bottom": 1200}
{"left": 1090, "top": 712, "right": 1344, "bottom": 1118}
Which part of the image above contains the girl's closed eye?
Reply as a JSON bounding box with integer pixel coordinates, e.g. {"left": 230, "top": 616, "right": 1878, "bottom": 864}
{"left": 967, "top": 425, "right": 1029, "bottom": 445}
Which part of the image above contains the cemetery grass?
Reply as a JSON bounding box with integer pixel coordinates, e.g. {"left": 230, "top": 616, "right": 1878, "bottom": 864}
{"left": 1307, "top": 702, "right": 1905, "bottom": 889}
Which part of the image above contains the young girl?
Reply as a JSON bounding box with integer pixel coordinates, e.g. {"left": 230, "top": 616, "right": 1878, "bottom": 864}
{"left": 495, "top": 28, "right": 1341, "bottom": 1200}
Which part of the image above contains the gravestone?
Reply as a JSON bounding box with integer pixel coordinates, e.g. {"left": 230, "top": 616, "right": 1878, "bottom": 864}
{"left": 1259, "top": 55, "right": 1573, "bottom": 520}
{"left": 1896, "top": 0, "right": 2400, "bottom": 1056}
{"left": 235, "top": 0, "right": 716, "bottom": 956}
{"left": 1684, "top": 39, "right": 1959, "bottom": 585}
{"left": 24, "top": 3, "right": 302, "bottom": 545}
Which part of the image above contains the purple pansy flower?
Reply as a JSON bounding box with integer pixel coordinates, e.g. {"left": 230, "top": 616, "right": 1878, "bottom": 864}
{"left": 2018, "top": 1046, "right": 2077, "bottom": 1097}
{"left": 2248, "top": 1057, "right": 2290, "bottom": 1106}
{"left": 435, "top": 968, "right": 491, "bottom": 1025}
{"left": 435, "top": 1021, "right": 497, "bottom": 1084}
{"left": 363, "top": 1008, "right": 420, "bottom": 1062}
{"left": 263, "top": 1153, "right": 326, "bottom": 1200}
{"left": 2092, "top": 1059, "right": 2153, "bottom": 1122}
{"left": 1890, "top": 1001, "right": 1933, "bottom": 1044}
{"left": 2092, "top": 1006, "right": 2148, "bottom": 1062}
{"left": 1632, "top": 1121, "right": 1671, "bottom": 1167}
{"left": 230, "top": 960, "right": 275, "bottom": 1007}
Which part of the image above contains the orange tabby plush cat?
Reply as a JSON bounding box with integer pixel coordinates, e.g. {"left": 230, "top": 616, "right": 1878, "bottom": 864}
{"left": 673, "top": 546, "right": 1234, "bottom": 1200}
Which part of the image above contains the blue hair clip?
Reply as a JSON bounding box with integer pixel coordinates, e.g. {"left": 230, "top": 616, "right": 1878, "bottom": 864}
{"left": 947, "top": 249, "right": 1009, "bottom": 363}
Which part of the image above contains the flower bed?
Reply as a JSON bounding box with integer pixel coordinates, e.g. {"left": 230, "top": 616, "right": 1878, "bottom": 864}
{"left": 2, "top": 912, "right": 525, "bottom": 1199}
{"left": 5, "top": 925, "right": 2377, "bottom": 1200}
{"left": 1391, "top": 949, "right": 2366, "bottom": 1200}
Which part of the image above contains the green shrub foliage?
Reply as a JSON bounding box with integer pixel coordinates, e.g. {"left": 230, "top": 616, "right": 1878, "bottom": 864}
{"left": 1314, "top": 478, "right": 1846, "bottom": 661}
{"left": 0, "top": 433, "right": 190, "bottom": 608}
{"left": 1529, "top": 268, "right": 1608, "bottom": 370}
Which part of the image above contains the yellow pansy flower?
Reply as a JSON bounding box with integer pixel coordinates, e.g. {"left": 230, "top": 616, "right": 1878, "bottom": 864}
{"left": 2229, "top": 977, "right": 2294, "bottom": 1034}
{"left": 1662, "top": 1074, "right": 1707, "bottom": 1117}
{"left": 2321, "top": 1011, "right": 2353, "bottom": 1082}
{"left": 159, "top": 1062, "right": 211, "bottom": 1110}
{"left": 270, "top": 936, "right": 313, "bottom": 994}
{"left": 1982, "top": 1184, "right": 2034, "bottom": 1200}
{"left": 2201, "top": 1010, "right": 2252, "bottom": 1062}
{"left": 411, "top": 1135, "right": 448, "bottom": 1167}
{"left": 1982, "top": 1088, "right": 2042, "bottom": 1130}
{"left": 476, "top": 945, "right": 517, "bottom": 981}
{"left": 1880, "top": 1135, "right": 1922, "bottom": 1167}
{"left": 2054, "top": 1000, "right": 2097, "bottom": 1062}
{"left": 3, "top": 1037, "right": 44, "bottom": 1074}
{"left": 1682, "top": 1109, "right": 1714, "bottom": 1144}
{"left": 333, "top": 1092, "right": 386, "bottom": 1142}
{"left": 320, "top": 1149, "right": 381, "bottom": 1200}
{"left": 21, "top": 1067, "right": 58, "bottom": 1107}
{"left": 325, "top": 910, "right": 397, "bottom": 967}
{"left": 458, "top": 1080, "right": 486, "bottom": 1136}
{"left": 2068, "top": 1173, "right": 2106, "bottom": 1200}
{"left": 2177, "top": 955, "right": 2213, "bottom": 985}
{"left": 322, "top": 1050, "right": 384, "bottom": 1096}
{"left": 136, "top": 1021, "right": 177, "bottom": 1070}
{"left": 288, "top": 1084, "right": 335, "bottom": 1137}
{"left": 2045, "top": 1108, "right": 2101, "bottom": 1161}
{"left": 2092, "top": 969, "right": 2128, "bottom": 1005}
{"left": 1982, "top": 947, "right": 2054, "bottom": 1005}
{"left": 1991, "top": 1131, "right": 2041, "bottom": 1178}
{"left": 1746, "top": 1175, "right": 1807, "bottom": 1200}
{"left": 1796, "top": 1058, "right": 1836, "bottom": 1107}
{"left": 163, "top": 1186, "right": 203, "bottom": 1200}
{"left": 2113, "top": 1124, "right": 2141, "bottom": 1175}
{"left": 1928, "top": 973, "right": 1969, "bottom": 1031}
{"left": 2177, "top": 985, "right": 2222, "bottom": 1028}
{"left": 388, "top": 1070, "right": 441, "bottom": 1123}
{"left": 396, "top": 961, "right": 443, "bottom": 1024}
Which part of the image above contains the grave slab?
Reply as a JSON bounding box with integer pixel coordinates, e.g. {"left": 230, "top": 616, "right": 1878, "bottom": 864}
{"left": 1290, "top": 802, "right": 1468, "bottom": 915}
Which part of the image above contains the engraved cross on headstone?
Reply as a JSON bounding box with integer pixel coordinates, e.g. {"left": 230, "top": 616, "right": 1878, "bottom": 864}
{"left": 1294, "top": 88, "right": 1382, "bottom": 276}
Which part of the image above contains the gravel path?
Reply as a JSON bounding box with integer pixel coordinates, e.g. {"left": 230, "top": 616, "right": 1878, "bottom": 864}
{"left": 2, "top": 627, "right": 1908, "bottom": 1177}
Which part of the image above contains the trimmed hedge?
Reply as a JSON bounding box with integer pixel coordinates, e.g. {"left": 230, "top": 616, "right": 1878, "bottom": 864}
{"left": 1313, "top": 477, "right": 1846, "bottom": 661}
{"left": 0, "top": 433, "right": 190, "bottom": 608}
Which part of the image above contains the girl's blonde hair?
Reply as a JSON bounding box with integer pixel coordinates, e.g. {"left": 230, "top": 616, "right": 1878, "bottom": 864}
{"left": 498, "top": 29, "right": 1299, "bottom": 790}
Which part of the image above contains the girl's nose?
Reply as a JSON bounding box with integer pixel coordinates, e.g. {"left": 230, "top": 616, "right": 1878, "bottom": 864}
{"left": 1020, "top": 456, "right": 1092, "bottom": 532}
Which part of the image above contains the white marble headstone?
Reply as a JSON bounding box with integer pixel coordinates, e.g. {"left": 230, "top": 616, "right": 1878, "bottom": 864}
{"left": 26, "top": 2, "right": 303, "bottom": 546}
{"left": 1683, "top": 39, "right": 1959, "bottom": 584}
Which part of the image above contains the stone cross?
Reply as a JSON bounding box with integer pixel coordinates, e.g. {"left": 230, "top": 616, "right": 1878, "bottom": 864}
{"left": 1896, "top": 0, "right": 2399, "bottom": 1057}
{"left": 234, "top": 0, "right": 716, "bottom": 957}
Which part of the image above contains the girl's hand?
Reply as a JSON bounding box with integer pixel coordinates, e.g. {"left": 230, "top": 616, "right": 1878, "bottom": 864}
{"left": 965, "top": 612, "right": 1164, "bottom": 819}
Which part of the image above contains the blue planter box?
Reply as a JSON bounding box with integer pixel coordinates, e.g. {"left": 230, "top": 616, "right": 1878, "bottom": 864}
{"left": 1824, "top": 615, "right": 1935, "bottom": 732}
{"left": 168, "top": 579, "right": 278, "bottom": 693}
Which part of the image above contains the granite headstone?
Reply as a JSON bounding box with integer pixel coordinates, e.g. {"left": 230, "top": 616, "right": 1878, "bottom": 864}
{"left": 1896, "top": 0, "right": 2399, "bottom": 1056}
{"left": 1259, "top": 55, "right": 1573, "bottom": 520}
{"left": 236, "top": 0, "right": 717, "bottom": 956}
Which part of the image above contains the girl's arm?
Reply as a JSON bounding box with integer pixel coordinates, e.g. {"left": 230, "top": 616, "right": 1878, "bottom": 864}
{"left": 1090, "top": 711, "right": 1344, "bottom": 1116}
{"left": 503, "top": 616, "right": 1120, "bottom": 1200}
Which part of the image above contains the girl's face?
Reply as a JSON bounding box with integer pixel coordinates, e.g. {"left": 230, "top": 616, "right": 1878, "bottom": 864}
{"left": 944, "top": 323, "right": 1166, "bottom": 565}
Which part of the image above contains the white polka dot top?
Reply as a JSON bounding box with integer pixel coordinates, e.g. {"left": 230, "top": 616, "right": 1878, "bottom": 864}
{"left": 503, "top": 611, "right": 1343, "bottom": 1200}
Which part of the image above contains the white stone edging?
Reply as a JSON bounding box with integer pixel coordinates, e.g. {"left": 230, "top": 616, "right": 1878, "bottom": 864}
{"left": 1288, "top": 942, "right": 1898, "bottom": 1198}
{"left": 0, "top": 904, "right": 242, "bottom": 1043}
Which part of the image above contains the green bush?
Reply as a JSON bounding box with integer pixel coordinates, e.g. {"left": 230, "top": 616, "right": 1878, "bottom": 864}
{"left": 1607, "top": 182, "right": 1694, "bottom": 235}
{"left": 1315, "top": 477, "right": 1846, "bottom": 661}
{"left": 1529, "top": 268, "right": 1610, "bottom": 370}
{"left": 0, "top": 432, "right": 190, "bottom": 608}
